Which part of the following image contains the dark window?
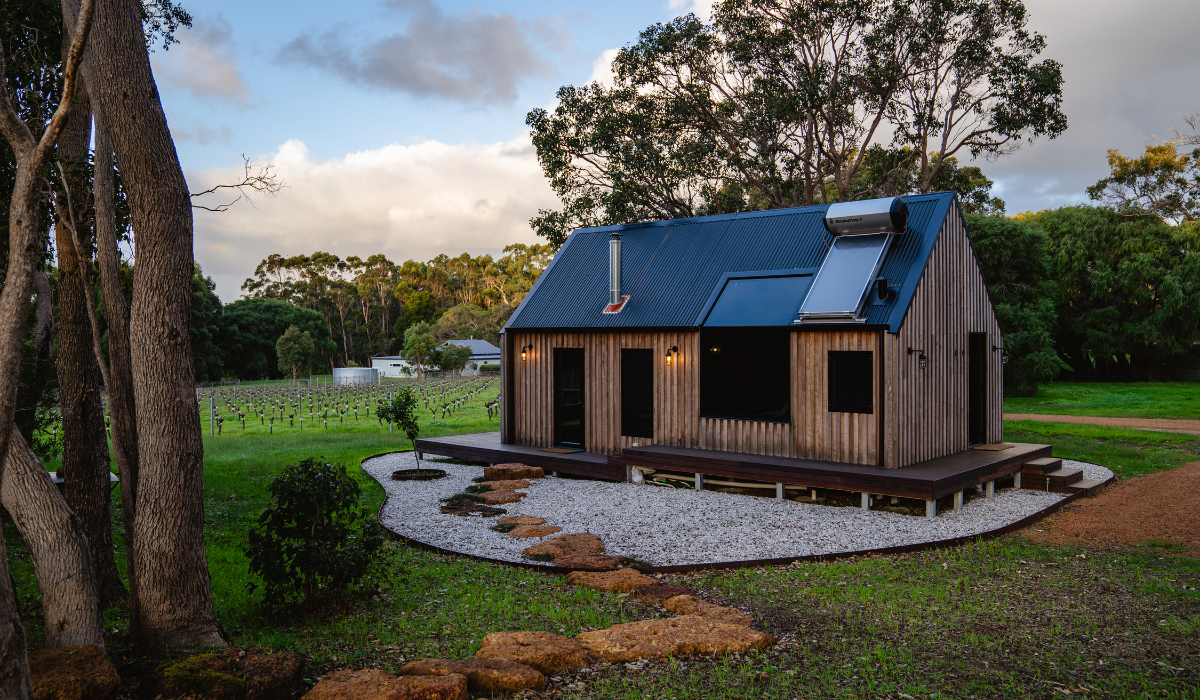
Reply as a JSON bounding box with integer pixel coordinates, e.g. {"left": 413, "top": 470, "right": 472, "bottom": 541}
{"left": 828, "top": 351, "right": 873, "bottom": 414}
{"left": 700, "top": 328, "right": 790, "bottom": 423}
{"left": 621, "top": 349, "right": 654, "bottom": 438}
{"left": 554, "top": 348, "right": 585, "bottom": 447}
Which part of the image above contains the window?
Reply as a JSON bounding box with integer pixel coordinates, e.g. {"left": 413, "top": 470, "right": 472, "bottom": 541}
{"left": 621, "top": 349, "right": 654, "bottom": 438}
{"left": 700, "top": 328, "right": 790, "bottom": 423}
{"left": 828, "top": 351, "right": 873, "bottom": 414}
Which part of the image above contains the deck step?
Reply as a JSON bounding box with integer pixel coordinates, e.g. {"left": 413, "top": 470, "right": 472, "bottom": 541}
{"left": 1066, "top": 478, "right": 1106, "bottom": 497}
{"left": 1020, "top": 468, "right": 1084, "bottom": 492}
{"left": 1022, "top": 457, "right": 1063, "bottom": 474}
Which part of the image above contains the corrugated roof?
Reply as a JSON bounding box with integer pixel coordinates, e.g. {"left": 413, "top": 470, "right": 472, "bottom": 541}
{"left": 440, "top": 339, "right": 502, "bottom": 356}
{"left": 505, "top": 192, "right": 957, "bottom": 333}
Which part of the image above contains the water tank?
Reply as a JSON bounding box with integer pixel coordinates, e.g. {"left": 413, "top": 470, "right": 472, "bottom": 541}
{"left": 823, "top": 197, "right": 908, "bottom": 236}
{"left": 332, "top": 367, "right": 379, "bottom": 386}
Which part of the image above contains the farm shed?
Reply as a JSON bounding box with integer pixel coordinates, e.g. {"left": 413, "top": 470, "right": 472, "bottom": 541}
{"left": 418, "top": 193, "right": 1059, "bottom": 514}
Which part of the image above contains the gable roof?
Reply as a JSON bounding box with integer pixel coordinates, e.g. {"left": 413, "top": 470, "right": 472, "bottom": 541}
{"left": 505, "top": 192, "right": 957, "bottom": 334}
{"left": 440, "top": 339, "right": 501, "bottom": 356}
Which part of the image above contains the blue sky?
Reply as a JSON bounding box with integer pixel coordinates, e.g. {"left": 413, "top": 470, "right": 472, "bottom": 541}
{"left": 157, "top": 0, "right": 1200, "bottom": 298}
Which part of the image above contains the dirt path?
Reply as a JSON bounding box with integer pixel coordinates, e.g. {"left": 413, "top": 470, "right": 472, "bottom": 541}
{"left": 1026, "top": 461, "right": 1200, "bottom": 556}
{"left": 1004, "top": 413, "right": 1200, "bottom": 436}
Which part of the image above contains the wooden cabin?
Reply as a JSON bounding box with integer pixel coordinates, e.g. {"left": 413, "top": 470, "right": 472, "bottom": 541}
{"left": 418, "top": 193, "right": 1055, "bottom": 515}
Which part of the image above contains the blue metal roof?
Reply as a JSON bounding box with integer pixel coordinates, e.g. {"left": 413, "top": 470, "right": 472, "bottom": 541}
{"left": 505, "top": 192, "right": 958, "bottom": 333}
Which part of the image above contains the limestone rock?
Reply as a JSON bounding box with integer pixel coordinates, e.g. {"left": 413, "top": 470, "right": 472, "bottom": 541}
{"left": 29, "top": 646, "right": 120, "bottom": 700}
{"left": 474, "top": 631, "right": 589, "bottom": 674}
{"left": 484, "top": 479, "right": 532, "bottom": 491}
{"left": 633, "top": 585, "right": 696, "bottom": 605}
{"left": 507, "top": 525, "right": 562, "bottom": 539}
{"left": 302, "top": 669, "right": 466, "bottom": 700}
{"left": 522, "top": 533, "right": 604, "bottom": 560}
{"left": 575, "top": 615, "right": 774, "bottom": 662}
{"left": 479, "top": 489, "right": 525, "bottom": 505}
{"left": 398, "top": 658, "right": 546, "bottom": 694}
{"left": 664, "top": 595, "right": 752, "bottom": 627}
{"left": 497, "top": 515, "right": 545, "bottom": 526}
{"left": 552, "top": 554, "right": 622, "bottom": 570}
{"left": 485, "top": 464, "right": 544, "bottom": 480}
{"left": 138, "top": 646, "right": 306, "bottom": 700}
{"left": 566, "top": 568, "right": 659, "bottom": 592}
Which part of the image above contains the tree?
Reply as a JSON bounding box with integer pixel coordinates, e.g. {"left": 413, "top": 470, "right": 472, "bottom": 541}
{"left": 1087, "top": 143, "right": 1200, "bottom": 224}
{"left": 191, "top": 265, "right": 224, "bottom": 381}
{"left": 437, "top": 342, "right": 474, "bottom": 377}
{"left": 430, "top": 304, "right": 514, "bottom": 345}
{"left": 220, "top": 298, "right": 335, "bottom": 380}
{"left": 276, "top": 325, "right": 315, "bottom": 381}
{"left": 377, "top": 387, "right": 421, "bottom": 464}
{"left": 402, "top": 322, "right": 437, "bottom": 380}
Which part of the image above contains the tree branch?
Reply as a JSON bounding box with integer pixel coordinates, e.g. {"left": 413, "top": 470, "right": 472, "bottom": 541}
{"left": 189, "top": 155, "right": 285, "bottom": 212}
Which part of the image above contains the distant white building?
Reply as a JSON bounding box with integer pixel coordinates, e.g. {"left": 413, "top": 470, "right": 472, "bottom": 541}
{"left": 371, "top": 339, "right": 501, "bottom": 378}
{"left": 332, "top": 367, "right": 379, "bottom": 385}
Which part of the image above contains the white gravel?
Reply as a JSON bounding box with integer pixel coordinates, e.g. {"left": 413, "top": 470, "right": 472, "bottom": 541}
{"left": 364, "top": 453, "right": 1111, "bottom": 567}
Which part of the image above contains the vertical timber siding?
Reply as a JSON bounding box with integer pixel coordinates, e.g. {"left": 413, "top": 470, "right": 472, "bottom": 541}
{"left": 883, "top": 206, "right": 1003, "bottom": 468}
{"left": 793, "top": 330, "right": 879, "bottom": 465}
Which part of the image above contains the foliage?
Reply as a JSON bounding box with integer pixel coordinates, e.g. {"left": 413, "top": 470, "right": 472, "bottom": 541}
{"left": 376, "top": 386, "right": 421, "bottom": 451}
{"left": 436, "top": 343, "right": 474, "bottom": 376}
{"left": 401, "top": 323, "right": 437, "bottom": 379}
{"left": 1031, "top": 206, "right": 1200, "bottom": 376}
{"left": 527, "top": 0, "right": 1064, "bottom": 245}
{"left": 275, "top": 325, "right": 315, "bottom": 381}
{"left": 429, "top": 303, "right": 513, "bottom": 345}
{"left": 246, "top": 458, "right": 385, "bottom": 611}
{"left": 965, "top": 214, "right": 1058, "bottom": 394}
{"left": 191, "top": 265, "right": 225, "bottom": 381}
{"left": 864, "top": 151, "right": 1006, "bottom": 214}
{"left": 1087, "top": 143, "right": 1200, "bottom": 224}
{"left": 219, "top": 298, "right": 335, "bottom": 380}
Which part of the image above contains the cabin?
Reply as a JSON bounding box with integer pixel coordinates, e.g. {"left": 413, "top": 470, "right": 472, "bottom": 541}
{"left": 372, "top": 339, "right": 502, "bottom": 377}
{"left": 417, "top": 193, "right": 1056, "bottom": 516}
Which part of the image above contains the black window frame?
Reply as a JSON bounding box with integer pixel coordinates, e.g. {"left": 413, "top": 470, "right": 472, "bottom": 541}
{"left": 828, "top": 350, "right": 873, "bottom": 414}
{"left": 699, "top": 327, "right": 791, "bottom": 424}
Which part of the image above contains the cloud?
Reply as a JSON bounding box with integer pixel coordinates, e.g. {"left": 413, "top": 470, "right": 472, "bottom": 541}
{"left": 667, "top": 0, "right": 715, "bottom": 21}
{"left": 278, "top": 0, "right": 561, "bottom": 105}
{"left": 173, "top": 123, "right": 233, "bottom": 145}
{"left": 189, "top": 135, "right": 559, "bottom": 299}
{"left": 589, "top": 48, "right": 620, "bottom": 88}
{"left": 151, "top": 16, "right": 252, "bottom": 104}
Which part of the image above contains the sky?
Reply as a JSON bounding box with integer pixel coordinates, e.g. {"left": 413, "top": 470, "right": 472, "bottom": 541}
{"left": 156, "top": 0, "right": 1200, "bottom": 299}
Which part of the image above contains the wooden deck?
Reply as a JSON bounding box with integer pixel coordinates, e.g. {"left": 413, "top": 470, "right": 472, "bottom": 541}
{"left": 413, "top": 432, "right": 1051, "bottom": 500}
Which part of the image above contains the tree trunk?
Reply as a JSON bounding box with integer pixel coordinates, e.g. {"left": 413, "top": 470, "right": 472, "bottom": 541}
{"left": 0, "top": 529, "right": 30, "bottom": 700}
{"left": 62, "top": 0, "right": 224, "bottom": 647}
{"left": 0, "top": 430, "right": 104, "bottom": 648}
{"left": 92, "top": 111, "right": 141, "bottom": 631}
{"left": 52, "top": 72, "right": 127, "bottom": 610}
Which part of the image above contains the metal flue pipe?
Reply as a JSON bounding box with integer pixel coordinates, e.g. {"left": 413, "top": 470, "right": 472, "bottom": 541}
{"left": 609, "top": 233, "right": 622, "bottom": 306}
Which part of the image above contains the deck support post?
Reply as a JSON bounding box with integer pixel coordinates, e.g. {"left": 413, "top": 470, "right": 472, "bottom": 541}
{"left": 985, "top": 480, "right": 995, "bottom": 498}
{"left": 776, "top": 483, "right": 784, "bottom": 500}
{"left": 811, "top": 489, "right": 817, "bottom": 501}
{"left": 695, "top": 473, "right": 703, "bottom": 491}
{"left": 953, "top": 491, "right": 964, "bottom": 511}
{"left": 925, "top": 500, "right": 936, "bottom": 518}
{"left": 1014, "top": 471, "right": 1022, "bottom": 489}
{"left": 890, "top": 496, "right": 899, "bottom": 505}
{"left": 861, "top": 492, "right": 870, "bottom": 510}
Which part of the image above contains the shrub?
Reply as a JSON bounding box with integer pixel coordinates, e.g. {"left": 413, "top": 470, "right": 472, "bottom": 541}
{"left": 478, "top": 363, "right": 501, "bottom": 372}
{"left": 247, "top": 457, "right": 385, "bottom": 611}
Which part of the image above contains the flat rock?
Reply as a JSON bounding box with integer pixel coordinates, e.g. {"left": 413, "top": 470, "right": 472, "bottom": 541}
{"left": 576, "top": 615, "right": 775, "bottom": 662}
{"left": 474, "top": 631, "right": 589, "bottom": 674}
{"left": 485, "top": 479, "right": 532, "bottom": 490}
{"left": 566, "top": 568, "right": 659, "bottom": 592}
{"left": 399, "top": 658, "right": 546, "bottom": 694}
{"left": 479, "top": 490, "right": 525, "bottom": 505}
{"left": 523, "top": 533, "right": 604, "bottom": 560}
{"left": 497, "top": 515, "right": 545, "bottom": 526}
{"left": 302, "top": 669, "right": 467, "bottom": 700}
{"left": 507, "top": 525, "right": 562, "bottom": 539}
{"left": 139, "top": 646, "right": 306, "bottom": 700}
{"left": 634, "top": 585, "right": 696, "bottom": 605}
{"left": 664, "top": 595, "right": 752, "bottom": 627}
{"left": 485, "top": 464, "right": 544, "bottom": 480}
{"left": 30, "top": 646, "right": 120, "bottom": 700}
{"left": 552, "top": 554, "right": 622, "bottom": 570}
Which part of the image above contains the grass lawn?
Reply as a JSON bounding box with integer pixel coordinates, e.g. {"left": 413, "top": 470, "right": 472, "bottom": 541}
{"left": 3, "top": 382, "right": 1197, "bottom": 697}
{"left": 1004, "top": 382, "right": 1200, "bottom": 420}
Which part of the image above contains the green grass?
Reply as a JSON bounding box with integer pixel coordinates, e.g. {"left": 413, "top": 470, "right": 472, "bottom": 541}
{"left": 1005, "top": 420, "right": 1200, "bottom": 479}
{"left": 1004, "top": 382, "right": 1200, "bottom": 420}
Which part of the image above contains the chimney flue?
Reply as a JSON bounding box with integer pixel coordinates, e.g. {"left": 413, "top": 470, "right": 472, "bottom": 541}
{"left": 609, "top": 233, "right": 622, "bottom": 306}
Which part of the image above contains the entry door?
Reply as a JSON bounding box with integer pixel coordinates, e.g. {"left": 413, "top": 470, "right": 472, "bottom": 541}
{"left": 968, "top": 333, "right": 987, "bottom": 445}
{"left": 621, "top": 349, "right": 654, "bottom": 438}
{"left": 554, "top": 348, "right": 585, "bottom": 447}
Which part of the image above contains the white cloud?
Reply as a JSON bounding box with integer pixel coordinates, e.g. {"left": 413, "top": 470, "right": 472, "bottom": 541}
{"left": 189, "top": 135, "right": 559, "bottom": 299}
{"left": 589, "top": 48, "right": 620, "bottom": 87}
{"left": 172, "top": 123, "right": 233, "bottom": 145}
{"left": 152, "top": 16, "right": 252, "bottom": 104}
{"left": 667, "top": 0, "right": 715, "bottom": 21}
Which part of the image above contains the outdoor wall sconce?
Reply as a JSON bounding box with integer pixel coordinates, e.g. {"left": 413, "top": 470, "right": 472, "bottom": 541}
{"left": 665, "top": 345, "right": 679, "bottom": 365}
{"left": 992, "top": 345, "right": 1010, "bottom": 364}
{"left": 907, "top": 346, "right": 927, "bottom": 370}
{"left": 520, "top": 345, "right": 533, "bottom": 360}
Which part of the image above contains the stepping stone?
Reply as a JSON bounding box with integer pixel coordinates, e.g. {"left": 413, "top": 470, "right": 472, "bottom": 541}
{"left": 634, "top": 584, "right": 696, "bottom": 605}
{"left": 474, "top": 631, "right": 589, "bottom": 674}
{"left": 498, "top": 515, "right": 545, "bottom": 526}
{"left": 485, "top": 479, "right": 532, "bottom": 490}
{"left": 664, "top": 595, "right": 752, "bottom": 627}
{"left": 302, "top": 668, "right": 466, "bottom": 700}
{"left": 399, "top": 658, "right": 546, "bottom": 694}
{"left": 553, "top": 554, "right": 622, "bottom": 570}
{"left": 575, "top": 615, "right": 774, "bottom": 663}
{"left": 486, "top": 464, "right": 544, "bottom": 480}
{"left": 507, "top": 525, "right": 563, "bottom": 539}
{"left": 566, "top": 568, "right": 659, "bottom": 592}
{"left": 29, "top": 646, "right": 121, "bottom": 700}
{"left": 479, "top": 490, "right": 525, "bottom": 505}
{"left": 440, "top": 501, "right": 506, "bottom": 517}
{"left": 523, "top": 533, "right": 604, "bottom": 560}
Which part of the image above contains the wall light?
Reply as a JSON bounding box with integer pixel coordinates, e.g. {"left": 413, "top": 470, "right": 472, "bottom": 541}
{"left": 907, "top": 346, "right": 927, "bottom": 370}
{"left": 665, "top": 345, "right": 679, "bottom": 365}
{"left": 992, "top": 344, "right": 1009, "bottom": 364}
{"left": 520, "top": 344, "right": 533, "bottom": 361}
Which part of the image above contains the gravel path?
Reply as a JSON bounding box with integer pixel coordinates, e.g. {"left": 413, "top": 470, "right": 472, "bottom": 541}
{"left": 1005, "top": 413, "right": 1200, "bottom": 436}
{"left": 364, "top": 452, "right": 1112, "bottom": 567}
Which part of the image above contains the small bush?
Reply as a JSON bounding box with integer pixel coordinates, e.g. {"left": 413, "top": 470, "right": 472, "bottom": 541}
{"left": 479, "top": 364, "right": 501, "bottom": 372}
{"left": 465, "top": 484, "right": 493, "bottom": 494}
{"left": 441, "top": 493, "right": 484, "bottom": 503}
{"left": 247, "top": 457, "right": 385, "bottom": 611}
{"left": 491, "top": 523, "right": 518, "bottom": 533}
{"left": 472, "top": 476, "right": 488, "bottom": 483}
